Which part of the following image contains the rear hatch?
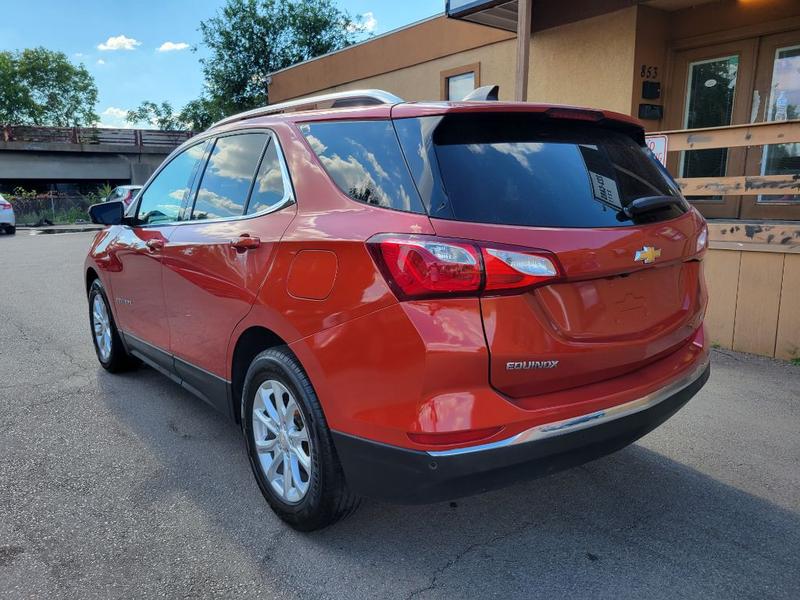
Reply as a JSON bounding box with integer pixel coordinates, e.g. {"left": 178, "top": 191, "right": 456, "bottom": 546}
{"left": 394, "top": 109, "right": 707, "bottom": 400}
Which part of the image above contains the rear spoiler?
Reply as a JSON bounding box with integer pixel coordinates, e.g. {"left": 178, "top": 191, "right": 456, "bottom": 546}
{"left": 391, "top": 102, "right": 645, "bottom": 145}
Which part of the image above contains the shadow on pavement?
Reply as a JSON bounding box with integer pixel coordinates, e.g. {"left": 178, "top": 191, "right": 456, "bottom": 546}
{"left": 98, "top": 366, "right": 800, "bottom": 599}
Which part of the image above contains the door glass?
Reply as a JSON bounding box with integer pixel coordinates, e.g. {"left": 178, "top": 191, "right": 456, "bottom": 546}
{"left": 246, "top": 139, "right": 289, "bottom": 215}
{"left": 680, "top": 55, "right": 739, "bottom": 200}
{"left": 759, "top": 44, "right": 800, "bottom": 204}
{"left": 447, "top": 72, "right": 475, "bottom": 100}
{"left": 191, "top": 133, "right": 267, "bottom": 220}
{"left": 137, "top": 142, "right": 207, "bottom": 225}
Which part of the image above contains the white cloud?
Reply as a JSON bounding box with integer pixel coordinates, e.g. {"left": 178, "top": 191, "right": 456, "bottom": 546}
{"left": 97, "top": 106, "right": 134, "bottom": 129}
{"left": 74, "top": 52, "right": 86, "bottom": 59}
{"left": 362, "top": 12, "right": 377, "bottom": 32}
{"left": 348, "top": 11, "right": 377, "bottom": 34}
{"left": 102, "top": 107, "right": 127, "bottom": 120}
{"left": 97, "top": 35, "right": 141, "bottom": 51}
{"left": 96, "top": 59, "right": 106, "bottom": 65}
{"left": 157, "top": 41, "right": 190, "bottom": 53}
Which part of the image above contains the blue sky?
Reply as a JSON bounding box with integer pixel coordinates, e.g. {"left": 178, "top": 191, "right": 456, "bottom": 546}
{"left": 0, "top": 0, "right": 442, "bottom": 127}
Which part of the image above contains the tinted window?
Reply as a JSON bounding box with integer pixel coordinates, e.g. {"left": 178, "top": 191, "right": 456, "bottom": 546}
{"left": 395, "top": 114, "right": 685, "bottom": 228}
{"left": 299, "top": 120, "right": 424, "bottom": 213}
{"left": 137, "top": 142, "right": 207, "bottom": 225}
{"left": 192, "top": 133, "right": 267, "bottom": 220}
{"left": 247, "top": 139, "right": 289, "bottom": 215}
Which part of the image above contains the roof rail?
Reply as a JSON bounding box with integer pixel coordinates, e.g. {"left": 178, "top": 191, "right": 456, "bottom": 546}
{"left": 210, "top": 89, "right": 405, "bottom": 129}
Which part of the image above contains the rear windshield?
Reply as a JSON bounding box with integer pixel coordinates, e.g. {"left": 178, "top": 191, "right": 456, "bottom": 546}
{"left": 394, "top": 114, "right": 687, "bottom": 228}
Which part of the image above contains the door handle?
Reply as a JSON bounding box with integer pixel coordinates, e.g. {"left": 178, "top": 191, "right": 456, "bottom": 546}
{"left": 231, "top": 235, "right": 261, "bottom": 252}
{"left": 146, "top": 239, "right": 164, "bottom": 252}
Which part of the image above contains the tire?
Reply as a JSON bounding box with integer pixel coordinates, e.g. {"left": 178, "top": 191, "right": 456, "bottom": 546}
{"left": 242, "top": 347, "right": 360, "bottom": 531}
{"left": 88, "top": 278, "right": 137, "bottom": 372}
{"left": 5, "top": 225, "right": 15, "bottom": 235}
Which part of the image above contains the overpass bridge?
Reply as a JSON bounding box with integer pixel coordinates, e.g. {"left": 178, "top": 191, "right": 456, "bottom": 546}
{"left": 0, "top": 126, "right": 193, "bottom": 187}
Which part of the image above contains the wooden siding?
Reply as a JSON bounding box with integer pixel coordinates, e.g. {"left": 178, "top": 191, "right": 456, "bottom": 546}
{"left": 705, "top": 247, "right": 798, "bottom": 360}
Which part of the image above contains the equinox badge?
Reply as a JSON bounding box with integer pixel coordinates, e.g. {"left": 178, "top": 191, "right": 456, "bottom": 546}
{"left": 507, "top": 360, "right": 559, "bottom": 370}
{"left": 634, "top": 246, "right": 661, "bottom": 264}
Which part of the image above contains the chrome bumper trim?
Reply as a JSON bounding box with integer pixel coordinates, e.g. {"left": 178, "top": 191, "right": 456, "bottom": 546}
{"left": 427, "top": 357, "right": 709, "bottom": 458}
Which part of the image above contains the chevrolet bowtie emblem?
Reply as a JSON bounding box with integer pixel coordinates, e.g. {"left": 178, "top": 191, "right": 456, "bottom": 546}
{"left": 634, "top": 246, "right": 661, "bottom": 264}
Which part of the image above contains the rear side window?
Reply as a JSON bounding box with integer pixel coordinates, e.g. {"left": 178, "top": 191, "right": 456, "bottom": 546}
{"left": 394, "top": 114, "right": 686, "bottom": 228}
{"left": 299, "top": 120, "right": 424, "bottom": 213}
{"left": 192, "top": 133, "right": 267, "bottom": 220}
{"left": 247, "top": 140, "right": 289, "bottom": 215}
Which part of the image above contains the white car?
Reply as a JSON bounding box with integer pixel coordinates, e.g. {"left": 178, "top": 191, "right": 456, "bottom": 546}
{"left": 0, "top": 194, "right": 15, "bottom": 235}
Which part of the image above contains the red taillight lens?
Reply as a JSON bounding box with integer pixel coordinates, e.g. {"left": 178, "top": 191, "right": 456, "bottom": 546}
{"left": 0, "top": 201, "right": 11, "bottom": 209}
{"left": 368, "top": 234, "right": 561, "bottom": 300}
{"left": 368, "top": 235, "right": 482, "bottom": 299}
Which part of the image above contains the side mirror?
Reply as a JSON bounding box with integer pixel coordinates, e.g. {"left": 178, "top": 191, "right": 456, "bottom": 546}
{"left": 88, "top": 200, "right": 124, "bottom": 225}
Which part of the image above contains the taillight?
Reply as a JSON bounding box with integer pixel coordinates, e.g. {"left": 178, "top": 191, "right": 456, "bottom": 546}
{"left": 0, "top": 201, "right": 11, "bottom": 209}
{"left": 482, "top": 248, "right": 559, "bottom": 292}
{"left": 367, "top": 234, "right": 562, "bottom": 300}
{"left": 122, "top": 191, "right": 132, "bottom": 206}
{"left": 696, "top": 223, "right": 708, "bottom": 254}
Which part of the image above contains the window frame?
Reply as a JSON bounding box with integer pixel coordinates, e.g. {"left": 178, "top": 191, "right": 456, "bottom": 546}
{"left": 298, "top": 119, "right": 427, "bottom": 215}
{"left": 185, "top": 128, "right": 295, "bottom": 224}
{"left": 131, "top": 128, "right": 295, "bottom": 229}
{"left": 440, "top": 63, "right": 481, "bottom": 101}
{"left": 132, "top": 138, "right": 211, "bottom": 228}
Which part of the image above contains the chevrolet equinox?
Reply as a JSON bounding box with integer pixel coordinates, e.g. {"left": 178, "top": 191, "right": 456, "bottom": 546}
{"left": 84, "top": 88, "right": 710, "bottom": 531}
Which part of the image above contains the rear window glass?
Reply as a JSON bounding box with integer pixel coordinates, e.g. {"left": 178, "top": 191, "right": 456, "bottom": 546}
{"left": 394, "top": 114, "right": 686, "bottom": 228}
{"left": 299, "top": 120, "right": 424, "bottom": 214}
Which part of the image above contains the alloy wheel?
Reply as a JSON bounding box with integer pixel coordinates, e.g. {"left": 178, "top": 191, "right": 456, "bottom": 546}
{"left": 252, "top": 379, "right": 313, "bottom": 503}
{"left": 92, "top": 294, "right": 112, "bottom": 362}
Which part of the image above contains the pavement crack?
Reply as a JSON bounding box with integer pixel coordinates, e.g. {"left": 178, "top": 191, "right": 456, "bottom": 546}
{"left": 404, "top": 520, "right": 539, "bottom": 599}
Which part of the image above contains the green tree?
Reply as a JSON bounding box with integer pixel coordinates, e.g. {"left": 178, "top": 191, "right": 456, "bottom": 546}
{"left": 126, "top": 101, "right": 185, "bottom": 130}
{"left": 129, "top": 0, "right": 363, "bottom": 131}
{"left": 198, "top": 0, "right": 360, "bottom": 114}
{"left": 0, "top": 48, "right": 98, "bottom": 126}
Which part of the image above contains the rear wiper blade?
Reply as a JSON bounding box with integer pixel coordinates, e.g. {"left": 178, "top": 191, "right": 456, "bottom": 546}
{"left": 623, "top": 195, "right": 683, "bottom": 218}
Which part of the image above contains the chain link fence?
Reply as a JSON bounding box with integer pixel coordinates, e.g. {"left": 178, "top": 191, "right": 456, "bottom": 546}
{"left": 5, "top": 191, "right": 99, "bottom": 225}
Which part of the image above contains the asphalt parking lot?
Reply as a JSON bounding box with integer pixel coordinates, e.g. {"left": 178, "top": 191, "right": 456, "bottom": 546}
{"left": 1, "top": 230, "right": 799, "bottom": 599}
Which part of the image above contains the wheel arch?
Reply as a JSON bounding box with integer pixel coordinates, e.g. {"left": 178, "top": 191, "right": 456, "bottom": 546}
{"left": 230, "top": 325, "right": 292, "bottom": 423}
{"left": 85, "top": 266, "right": 100, "bottom": 295}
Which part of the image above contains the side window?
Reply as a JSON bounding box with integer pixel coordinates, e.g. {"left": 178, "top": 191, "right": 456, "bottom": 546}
{"left": 191, "top": 133, "right": 267, "bottom": 220}
{"left": 137, "top": 143, "right": 207, "bottom": 225}
{"left": 299, "top": 120, "right": 425, "bottom": 213}
{"left": 246, "top": 138, "right": 290, "bottom": 215}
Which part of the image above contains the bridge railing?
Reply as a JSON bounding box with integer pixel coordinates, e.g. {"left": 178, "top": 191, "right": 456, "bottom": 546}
{"left": 1, "top": 125, "right": 194, "bottom": 148}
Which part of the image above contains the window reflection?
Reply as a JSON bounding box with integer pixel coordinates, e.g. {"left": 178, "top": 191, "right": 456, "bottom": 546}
{"left": 247, "top": 140, "right": 288, "bottom": 214}
{"left": 300, "top": 121, "right": 424, "bottom": 214}
{"left": 760, "top": 44, "right": 800, "bottom": 204}
{"left": 191, "top": 133, "right": 267, "bottom": 220}
{"left": 137, "top": 141, "right": 207, "bottom": 225}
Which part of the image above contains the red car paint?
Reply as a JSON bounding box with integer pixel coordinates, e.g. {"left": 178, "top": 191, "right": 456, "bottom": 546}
{"left": 85, "top": 101, "right": 708, "bottom": 461}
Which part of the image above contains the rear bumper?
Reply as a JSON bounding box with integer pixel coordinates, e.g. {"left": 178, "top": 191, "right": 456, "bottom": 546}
{"left": 333, "top": 360, "right": 710, "bottom": 504}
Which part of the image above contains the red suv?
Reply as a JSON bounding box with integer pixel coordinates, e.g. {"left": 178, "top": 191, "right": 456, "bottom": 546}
{"left": 85, "top": 89, "right": 710, "bottom": 531}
